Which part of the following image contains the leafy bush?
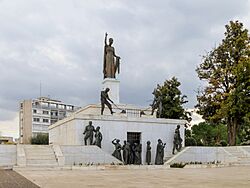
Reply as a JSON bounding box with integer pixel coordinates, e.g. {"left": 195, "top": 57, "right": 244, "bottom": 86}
{"left": 241, "top": 140, "right": 250, "bottom": 145}
{"left": 170, "top": 163, "right": 186, "bottom": 168}
{"left": 220, "top": 140, "right": 227, "bottom": 146}
{"left": 31, "top": 133, "right": 49, "bottom": 145}
{"left": 185, "top": 137, "right": 197, "bottom": 146}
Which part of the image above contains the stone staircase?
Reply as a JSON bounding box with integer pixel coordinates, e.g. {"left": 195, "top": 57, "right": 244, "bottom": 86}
{"left": 223, "top": 147, "right": 250, "bottom": 165}
{"left": 23, "top": 145, "right": 58, "bottom": 167}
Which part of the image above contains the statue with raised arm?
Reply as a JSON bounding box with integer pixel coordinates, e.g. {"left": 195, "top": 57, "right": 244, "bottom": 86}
{"left": 103, "top": 33, "right": 120, "bottom": 79}
{"left": 112, "top": 138, "right": 122, "bottom": 161}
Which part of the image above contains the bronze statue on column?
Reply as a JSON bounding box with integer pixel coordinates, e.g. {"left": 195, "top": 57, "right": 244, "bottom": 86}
{"left": 103, "top": 33, "right": 121, "bottom": 79}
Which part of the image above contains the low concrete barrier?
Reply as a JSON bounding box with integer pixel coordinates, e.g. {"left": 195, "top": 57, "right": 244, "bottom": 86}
{"left": 0, "top": 145, "right": 16, "bottom": 167}
{"left": 165, "top": 147, "right": 237, "bottom": 165}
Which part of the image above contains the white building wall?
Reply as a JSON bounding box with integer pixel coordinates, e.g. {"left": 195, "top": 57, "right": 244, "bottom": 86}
{"left": 49, "top": 115, "right": 185, "bottom": 164}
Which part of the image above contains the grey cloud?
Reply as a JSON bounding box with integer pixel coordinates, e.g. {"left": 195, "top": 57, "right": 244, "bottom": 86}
{"left": 0, "top": 0, "right": 250, "bottom": 123}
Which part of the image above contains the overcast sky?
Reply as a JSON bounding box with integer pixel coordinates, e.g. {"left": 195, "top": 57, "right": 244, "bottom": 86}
{"left": 0, "top": 0, "right": 250, "bottom": 138}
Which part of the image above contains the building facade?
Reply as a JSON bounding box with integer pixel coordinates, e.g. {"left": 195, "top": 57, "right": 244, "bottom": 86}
{"left": 19, "top": 97, "right": 79, "bottom": 144}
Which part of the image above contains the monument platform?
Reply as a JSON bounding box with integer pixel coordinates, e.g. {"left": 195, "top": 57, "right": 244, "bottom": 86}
{"left": 48, "top": 104, "right": 186, "bottom": 165}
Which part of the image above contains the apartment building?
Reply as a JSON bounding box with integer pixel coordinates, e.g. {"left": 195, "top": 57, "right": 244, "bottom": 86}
{"left": 19, "top": 97, "right": 79, "bottom": 144}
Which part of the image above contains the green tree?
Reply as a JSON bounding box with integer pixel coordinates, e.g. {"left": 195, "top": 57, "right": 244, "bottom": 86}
{"left": 196, "top": 21, "right": 250, "bottom": 145}
{"left": 31, "top": 133, "right": 49, "bottom": 145}
{"left": 151, "top": 77, "right": 190, "bottom": 120}
{"left": 191, "top": 122, "right": 227, "bottom": 146}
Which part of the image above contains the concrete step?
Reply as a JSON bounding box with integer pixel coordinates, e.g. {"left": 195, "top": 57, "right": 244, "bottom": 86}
{"left": 24, "top": 149, "right": 54, "bottom": 154}
{"left": 27, "top": 159, "right": 58, "bottom": 165}
{"left": 26, "top": 155, "right": 56, "bottom": 160}
{"left": 24, "top": 148, "right": 54, "bottom": 151}
{"left": 25, "top": 151, "right": 55, "bottom": 155}
{"left": 23, "top": 145, "right": 58, "bottom": 167}
{"left": 26, "top": 164, "right": 58, "bottom": 167}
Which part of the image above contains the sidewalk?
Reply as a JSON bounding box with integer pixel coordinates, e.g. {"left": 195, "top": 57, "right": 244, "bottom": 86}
{"left": 0, "top": 169, "right": 39, "bottom": 188}
{"left": 15, "top": 166, "right": 250, "bottom": 188}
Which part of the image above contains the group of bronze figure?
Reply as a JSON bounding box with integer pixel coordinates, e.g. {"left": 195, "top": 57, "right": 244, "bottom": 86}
{"left": 111, "top": 138, "right": 167, "bottom": 165}
{"left": 83, "top": 121, "right": 103, "bottom": 148}
{"left": 83, "top": 121, "right": 182, "bottom": 165}
{"left": 112, "top": 139, "right": 143, "bottom": 165}
{"left": 111, "top": 125, "right": 182, "bottom": 165}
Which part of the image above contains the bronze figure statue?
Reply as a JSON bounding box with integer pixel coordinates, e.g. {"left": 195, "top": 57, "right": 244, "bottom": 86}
{"left": 101, "top": 88, "right": 114, "bottom": 115}
{"left": 112, "top": 138, "right": 122, "bottom": 161}
{"left": 83, "top": 121, "right": 95, "bottom": 145}
{"left": 94, "top": 126, "right": 102, "bottom": 148}
{"left": 103, "top": 33, "right": 120, "bottom": 79}
{"left": 172, "top": 125, "right": 183, "bottom": 154}
{"left": 146, "top": 141, "right": 151, "bottom": 165}
{"left": 155, "top": 139, "right": 166, "bottom": 165}
{"left": 122, "top": 141, "right": 130, "bottom": 165}
{"left": 134, "top": 143, "right": 142, "bottom": 165}
{"left": 151, "top": 88, "right": 163, "bottom": 117}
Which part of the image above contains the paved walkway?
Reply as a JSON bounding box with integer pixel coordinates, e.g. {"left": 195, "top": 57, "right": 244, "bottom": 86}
{"left": 15, "top": 166, "right": 250, "bottom": 188}
{"left": 0, "top": 170, "right": 39, "bottom": 188}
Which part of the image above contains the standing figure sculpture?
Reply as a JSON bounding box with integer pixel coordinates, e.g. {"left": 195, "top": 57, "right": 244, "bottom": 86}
{"left": 172, "top": 125, "right": 183, "bottom": 154}
{"left": 134, "top": 143, "right": 142, "bottom": 165}
{"left": 112, "top": 138, "right": 122, "bottom": 161}
{"left": 146, "top": 141, "right": 151, "bottom": 165}
{"left": 155, "top": 139, "right": 166, "bottom": 165}
{"left": 93, "top": 126, "right": 102, "bottom": 148}
{"left": 103, "top": 32, "right": 121, "bottom": 79}
{"left": 101, "top": 88, "right": 114, "bottom": 115}
{"left": 83, "top": 121, "right": 95, "bottom": 145}
{"left": 151, "top": 88, "right": 163, "bottom": 117}
{"left": 129, "top": 143, "right": 135, "bottom": 164}
{"left": 122, "top": 141, "right": 130, "bottom": 165}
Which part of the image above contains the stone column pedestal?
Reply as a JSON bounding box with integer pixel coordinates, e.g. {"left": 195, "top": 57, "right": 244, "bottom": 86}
{"left": 102, "top": 78, "right": 120, "bottom": 104}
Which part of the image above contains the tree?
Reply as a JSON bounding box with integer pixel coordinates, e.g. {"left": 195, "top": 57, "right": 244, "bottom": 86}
{"left": 191, "top": 122, "right": 227, "bottom": 146}
{"left": 31, "top": 133, "right": 49, "bottom": 145}
{"left": 196, "top": 21, "right": 250, "bottom": 145}
{"left": 151, "top": 77, "right": 190, "bottom": 120}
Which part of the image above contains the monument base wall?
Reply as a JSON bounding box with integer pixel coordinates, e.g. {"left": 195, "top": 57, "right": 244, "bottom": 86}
{"left": 49, "top": 114, "right": 186, "bottom": 165}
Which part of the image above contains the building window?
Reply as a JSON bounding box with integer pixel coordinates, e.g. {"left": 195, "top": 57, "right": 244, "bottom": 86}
{"left": 43, "top": 119, "right": 49, "bottom": 123}
{"left": 43, "top": 111, "right": 49, "bottom": 115}
{"left": 33, "top": 118, "right": 40, "bottom": 122}
{"left": 33, "top": 109, "right": 37, "bottom": 113}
